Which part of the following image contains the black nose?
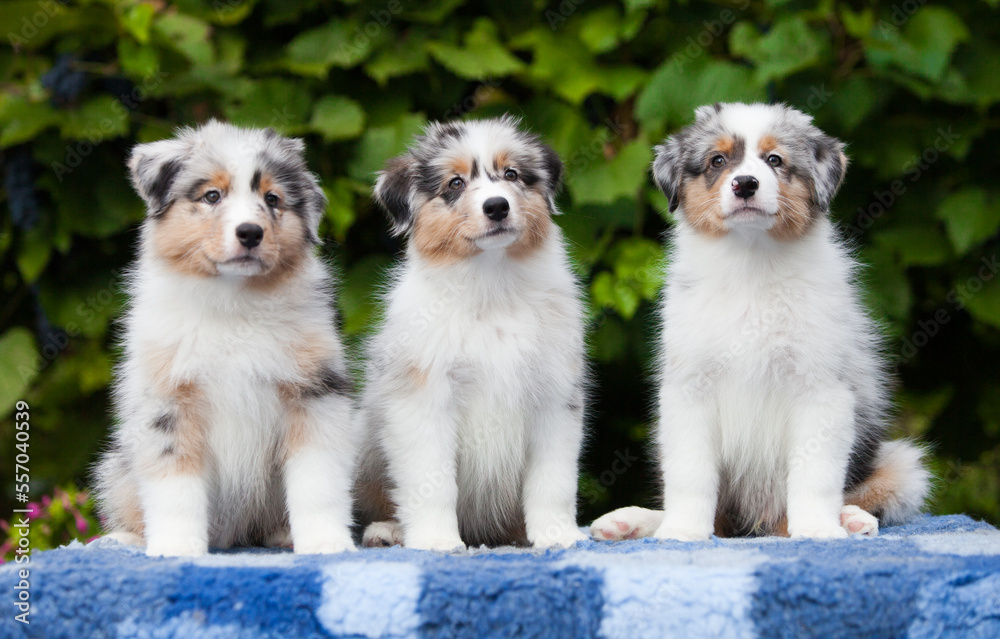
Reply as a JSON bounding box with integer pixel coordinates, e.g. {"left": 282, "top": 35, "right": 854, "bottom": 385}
{"left": 236, "top": 223, "right": 264, "bottom": 248}
{"left": 482, "top": 197, "right": 510, "bottom": 221}
{"left": 732, "top": 175, "right": 759, "bottom": 199}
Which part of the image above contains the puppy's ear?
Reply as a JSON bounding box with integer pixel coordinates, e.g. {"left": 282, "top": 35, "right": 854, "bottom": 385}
{"left": 374, "top": 154, "right": 416, "bottom": 236}
{"left": 652, "top": 135, "right": 685, "bottom": 213}
{"left": 297, "top": 169, "right": 327, "bottom": 246}
{"left": 540, "top": 143, "right": 564, "bottom": 213}
{"left": 127, "top": 137, "right": 189, "bottom": 216}
{"left": 271, "top": 133, "right": 325, "bottom": 245}
{"left": 811, "top": 133, "right": 848, "bottom": 212}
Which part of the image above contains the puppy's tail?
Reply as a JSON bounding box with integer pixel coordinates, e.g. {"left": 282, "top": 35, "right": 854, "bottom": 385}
{"left": 845, "top": 439, "right": 931, "bottom": 525}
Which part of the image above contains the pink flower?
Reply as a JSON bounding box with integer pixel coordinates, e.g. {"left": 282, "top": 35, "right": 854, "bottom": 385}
{"left": 26, "top": 502, "right": 42, "bottom": 520}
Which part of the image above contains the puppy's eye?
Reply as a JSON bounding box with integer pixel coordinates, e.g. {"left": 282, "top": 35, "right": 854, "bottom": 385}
{"left": 203, "top": 190, "right": 221, "bottom": 204}
{"left": 448, "top": 177, "right": 465, "bottom": 190}
{"left": 711, "top": 155, "right": 726, "bottom": 168}
{"left": 767, "top": 154, "right": 783, "bottom": 167}
{"left": 264, "top": 192, "right": 279, "bottom": 207}
{"left": 504, "top": 168, "right": 518, "bottom": 181}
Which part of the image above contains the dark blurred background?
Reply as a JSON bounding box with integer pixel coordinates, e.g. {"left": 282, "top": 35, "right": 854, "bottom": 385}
{"left": 1, "top": 0, "right": 998, "bottom": 553}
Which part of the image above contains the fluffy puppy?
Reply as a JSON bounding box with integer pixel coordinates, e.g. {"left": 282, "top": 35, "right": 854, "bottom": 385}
{"left": 591, "top": 103, "right": 930, "bottom": 542}
{"left": 94, "top": 121, "right": 356, "bottom": 556}
{"left": 355, "top": 116, "right": 588, "bottom": 550}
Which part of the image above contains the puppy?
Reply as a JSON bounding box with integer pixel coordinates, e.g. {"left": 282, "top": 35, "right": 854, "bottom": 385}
{"left": 591, "top": 103, "right": 929, "bottom": 542}
{"left": 94, "top": 121, "right": 357, "bottom": 556}
{"left": 355, "top": 116, "right": 588, "bottom": 550}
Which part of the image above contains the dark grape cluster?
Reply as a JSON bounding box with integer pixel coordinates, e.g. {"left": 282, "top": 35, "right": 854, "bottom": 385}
{"left": 4, "top": 146, "right": 40, "bottom": 230}
{"left": 41, "top": 54, "right": 89, "bottom": 107}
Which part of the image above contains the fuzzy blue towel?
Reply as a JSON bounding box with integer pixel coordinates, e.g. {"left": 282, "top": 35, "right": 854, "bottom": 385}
{"left": 1, "top": 515, "right": 998, "bottom": 638}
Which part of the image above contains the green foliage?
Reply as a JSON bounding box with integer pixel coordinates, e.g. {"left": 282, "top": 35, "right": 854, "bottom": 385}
{"left": 1, "top": 0, "right": 998, "bottom": 527}
{"left": 1, "top": 484, "right": 100, "bottom": 561}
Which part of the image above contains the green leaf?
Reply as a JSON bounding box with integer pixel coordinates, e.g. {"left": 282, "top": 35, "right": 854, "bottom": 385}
{"left": 567, "top": 140, "right": 653, "bottom": 206}
{"left": 38, "top": 271, "right": 126, "bottom": 341}
{"left": 119, "top": 2, "right": 155, "bottom": 44}
{"left": 364, "top": 35, "right": 430, "bottom": 85}
{"left": 860, "top": 247, "right": 912, "bottom": 322}
{"left": 0, "top": 328, "right": 38, "bottom": 417}
{"left": 513, "top": 28, "right": 645, "bottom": 104}
{"left": 340, "top": 255, "right": 393, "bottom": 335}
{"left": 0, "top": 95, "right": 59, "bottom": 148}
{"left": 347, "top": 113, "right": 425, "bottom": 182}
{"left": 635, "top": 56, "right": 765, "bottom": 130}
{"left": 591, "top": 271, "right": 641, "bottom": 319}
{"left": 590, "top": 315, "right": 628, "bottom": 362}
{"left": 729, "top": 17, "right": 829, "bottom": 82}
{"left": 224, "top": 79, "right": 312, "bottom": 132}
{"left": 286, "top": 18, "right": 382, "bottom": 77}
{"left": 310, "top": 95, "right": 365, "bottom": 142}
{"left": 578, "top": 6, "right": 626, "bottom": 54}
{"left": 16, "top": 229, "right": 51, "bottom": 283}
{"left": 873, "top": 226, "right": 953, "bottom": 267}
{"left": 323, "top": 178, "right": 359, "bottom": 242}
{"left": 936, "top": 188, "right": 1000, "bottom": 254}
{"left": 866, "top": 6, "right": 969, "bottom": 82}
{"left": 59, "top": 96, "right": 130, "bottom": 142}
{"left": 827, "top": 76, "right": 891, "bottom": 131}
{"left": 965, "top": 276, "right": 1000, "bottom": 330}
{"left": 427, "top": 18, "right": 525, "bottom": 80}
{"left": 0, "top": 1, "right": 82, "bottom": 51}
{"left": 117, "top": 38, "right": 160, "bottom": 78}
{"left": 610, "top": 237, "right": 664, "bottom": 301}
{"left": 153, "top": 12, "right": 214, "bottom": 66}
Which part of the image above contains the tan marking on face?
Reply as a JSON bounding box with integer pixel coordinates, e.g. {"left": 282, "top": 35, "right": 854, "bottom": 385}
{"left": 679, "top": 171, "right": 730, "bottom": 237}
{"left": 493, "top": 150, "right": 510, "bottom": 173}
{"left": 768, "top": 172, "right": 816, "bottom": 241}
{"left": 411, "top": 198, "right": 482, "bottom": 266}
{"left": 258, "top": 173, "right": 276, "bottom": 197}
{"left": 151, "top": 201, "right": 223, "bottom": 278}
{"left": 447, "top": 155, "right": 473, "bottom": 180}
{"left": 505, "top": 191, "right": 553, "bottom": 260}
{"left": 714, "top": 136, "right": 737, "bottom": 156}
{"left": 758, "top": 134, "right": 779, "bottom": 155}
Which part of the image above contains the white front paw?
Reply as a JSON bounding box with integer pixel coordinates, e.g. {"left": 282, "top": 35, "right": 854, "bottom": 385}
{"left": 102, "top": 531, "right": 144, "bottom": 547}
{"left": 145, "top": 536, "right": 208, "bottom": 557}
{"left": 405, "top": 527, "right": 465, "bottom": 551}
{"left": 653, "top": 517, "right": 712, "bottom": 542}
{"left": 294, "top": 530, "right": 356, "bottom": 554}
{"left": 788, "top": 519, "right": 850, "bottom": 539}
{"left": 531, "top": 526, "right": 587, "bottom": 549}
{"left": 590, "top": 506, "right": 663, "bottom": 541}
{"left": 840, "top": 505, "right": 879, "bottom": 537}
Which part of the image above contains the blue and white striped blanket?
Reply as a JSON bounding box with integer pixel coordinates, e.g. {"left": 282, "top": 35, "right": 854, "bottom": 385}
{"left": 2, "top": 514, "right": 998, "bottom": 638}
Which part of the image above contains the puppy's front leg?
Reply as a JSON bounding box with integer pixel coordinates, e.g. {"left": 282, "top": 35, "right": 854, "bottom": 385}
{"left": 786, "top": 385, "right": 855, "bottom": 539}
{"left": 654, "top": 383, "right": 719, "bottom": 541}
{"left": 523, "top": 400, "right": 587, "bottom": 548}
{"left": 283, "top": 390, "right": 357, "bottom": 554}
{"left": 140, "top": 390, "right": 210, "bottom": 557}
{"left": 382, "top": 379, "right": 464, "bottom": 551}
